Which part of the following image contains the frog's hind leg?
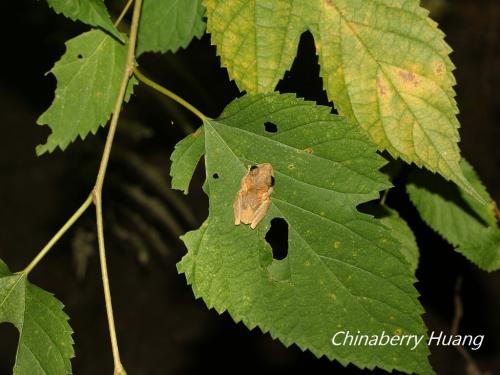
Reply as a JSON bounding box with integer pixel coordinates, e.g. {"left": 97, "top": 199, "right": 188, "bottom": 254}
{"left": 250, "top": 198, "right": 271, "bottom": 229}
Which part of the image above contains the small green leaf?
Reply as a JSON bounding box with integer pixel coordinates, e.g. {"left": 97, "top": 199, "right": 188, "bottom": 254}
{"left": 36, "top": 30, "right": 137, "bottom": 155}
{"left": 0, "top": 259, "right": 9, "bottom": 276}
{"left": 203, "top": 0, "right": 484, "bottom": 203}
{"left": 0, "top": 261, "right": 74, "bottom": 374}
{"left": 136, "top": 0, "right": 206, "bottom": 56}
{"left": 170, "top": 127, "right": 205, "bottom": 194}
{"left": 379, "top": 207, "right": 419, "bottom": 273}
{"left": 173, "top": 93, "right": 433, "bottom": 374}
{"left": 407, "top": 159, "right": 500, "bottom": 271}
{"left": 46, "top": 0, "right": 123, "bottom": 42}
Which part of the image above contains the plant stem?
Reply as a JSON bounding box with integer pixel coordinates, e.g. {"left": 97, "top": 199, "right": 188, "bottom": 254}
{"left": 92, "top": 0, "right": 143, "bottom": 374}
{"left": 17, "top": 0, "right": 140, "bottom": 279}
{"left": 133, "top": 68, "right": 208, "bottom": 122}
{"left": 21, "top": 194, "right": 93, "bottom": 275}
{"left": 114, "top": 0, "right": 134, "bottom": 28}
{"left": 94, "top": 193, "right": 126, "bottom": 375}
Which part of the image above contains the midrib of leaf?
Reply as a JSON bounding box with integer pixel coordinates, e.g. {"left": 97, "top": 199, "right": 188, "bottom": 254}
{"left": 0, "top": 275, "right": 24, "bottom": 312}
{"left": 18, "top": 326, "right": 47, "bottom": 374}
{"left": 17, "top": 344, "right": 45, "bottom": 374}
{"left": 30, "top": 289, "right": 71, "bottom": 353}
{"left": 204, "top": 121, "right": 245, "bottom": 172}
{"left": 13, "top": 277, "right": 30, "bottom": 374}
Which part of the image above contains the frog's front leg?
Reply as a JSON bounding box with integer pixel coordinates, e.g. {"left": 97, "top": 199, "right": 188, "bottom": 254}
{"left": 233, "top": 191, "right": 243, "bottom": 225}
{"left": 249, "top": 190, "right": 273, "bottom": 229}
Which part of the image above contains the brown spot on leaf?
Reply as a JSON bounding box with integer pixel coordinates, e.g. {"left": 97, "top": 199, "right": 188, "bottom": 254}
{"left": 398, "top": 69, "right": 421, "bottom": 87}
{"left": 435, "top": 62, "right": 445, "bottom": 75}
{"left": 376, "top": 78, "right": 386, "bottom": 97}
{"left": 304, "top": 147, "right": 314, "bottom": 154}
{"left": 329, "top": 292, "right": 337, "bottom": 300}
{"left": 399, "top": 70, "right": 416, "bottom": 82}
{"left": 324, "top": 0, "right": 333, "bottom": 6}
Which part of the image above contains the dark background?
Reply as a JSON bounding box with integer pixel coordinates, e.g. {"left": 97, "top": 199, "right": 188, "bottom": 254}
{"left": 0, "top": 1, "right": 499, "bottom": 374}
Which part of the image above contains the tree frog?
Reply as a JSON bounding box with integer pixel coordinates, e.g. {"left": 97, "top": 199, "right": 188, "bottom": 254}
{"left": 233, "top": 163, "right": 274, "bottom": 229}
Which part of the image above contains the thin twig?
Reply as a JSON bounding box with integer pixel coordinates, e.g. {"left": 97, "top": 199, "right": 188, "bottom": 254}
{"left": 92, "top": 0, "right": 143, "bottom": 374}
{"left": 114, "top": 0, "right": 134, "bottom": 28}
{"left": 451, "top": 277, "right": 487, "bottom": 375}
{"left": 133, "top": 68, "right": 208, "bottom": 122}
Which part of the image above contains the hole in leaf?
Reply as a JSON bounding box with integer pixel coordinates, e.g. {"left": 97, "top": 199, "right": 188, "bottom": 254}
{"left": 212, "top": 173, "right": 219, "bottom": 179}
{"left": 250, "top": 165, "right": 258, "bottom": 170}
{"left": 77, "top": 54, "right": 83, "bottom": 59}
{"left": 270, "top": 176, "right": 275, "bottom": 187}
{"left": 0, "top": 323, "right": 18, "bottom": 372}
{"left": 265, "top": 218, "right": 288, "bottom": 260}
{"left": 264, "top": 122, "right": 278, "bottom": 133}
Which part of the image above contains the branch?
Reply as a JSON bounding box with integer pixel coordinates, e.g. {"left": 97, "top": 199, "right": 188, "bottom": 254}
{"left": 92, "top": 0, "right": 143, "bottom": 374}
{"left": 18, "top": 1, "right": 144, "bottom": 373}
{"left": 114, "top": 0, "right": 134, "bottom": 28}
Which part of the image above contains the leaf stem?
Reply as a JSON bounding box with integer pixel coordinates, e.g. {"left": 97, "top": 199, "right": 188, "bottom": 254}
{"left": 114, "top": 0, "right": 134, "bottom": 28}
{"left": 133, "top": 68, "right": 208, "bottom": 122}
{"left": 92, "top": 0, "right": 143, "bottom": 373}
{"left": 21, "top": 194, "right": 93, "bottom": 275}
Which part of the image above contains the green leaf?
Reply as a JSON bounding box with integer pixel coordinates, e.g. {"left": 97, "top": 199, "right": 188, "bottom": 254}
{"left": 173, "top": 93, "right": 433, "bottom": 374}
{"left": 46, "top": 0, "right": 123, "bottom": 42}
{"left": 380, "top": 209, "right": 419, "bottom": 273}
{"left": 366, "top": 205, "right": 419, "bottom": 274}
{"left": 407, "top": 159, "right": 500, "bottom": 271}
{"left": 137, "top": 0, "right": 206, "bottom": 56}
{"left": 0, "top": 261, "right": 74, "bottom": 374}
{"left": 0, "top": 259, "right": 9, "bottom": 276}
{"left": 36, "top": 30, "right": 137, "bottom": 155}
{"left": 203, "top": 0, "right": 483, "bottom": 203}
{"left": 170, "top": 127, "right": 205, "bottom": 194}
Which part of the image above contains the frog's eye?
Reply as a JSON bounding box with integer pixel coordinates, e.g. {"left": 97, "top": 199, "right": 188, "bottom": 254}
{"left": 270, "top": 176, "right": 275, "bottom": 186}
{"left": 250, "top": 165, "right": 258, "bottom": 170}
